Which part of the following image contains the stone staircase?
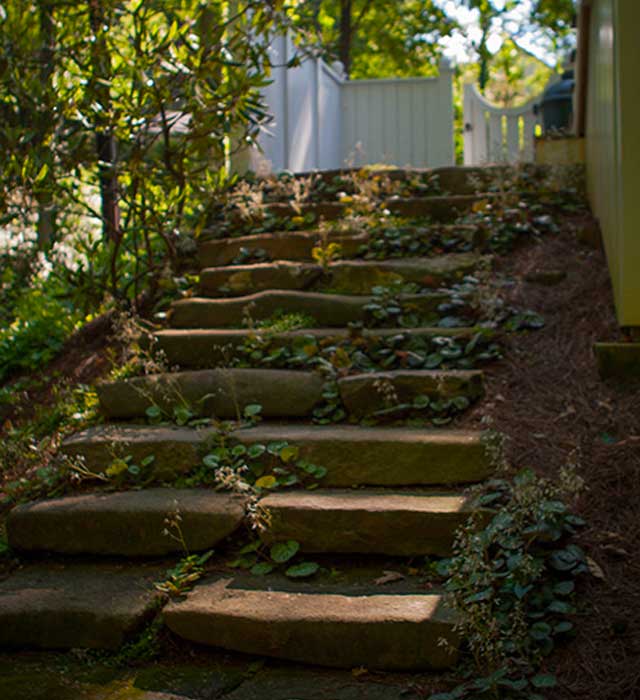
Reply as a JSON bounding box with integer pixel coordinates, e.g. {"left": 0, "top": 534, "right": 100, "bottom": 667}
{"left": 0, "top": 167, "right": 498, "bottom": 671}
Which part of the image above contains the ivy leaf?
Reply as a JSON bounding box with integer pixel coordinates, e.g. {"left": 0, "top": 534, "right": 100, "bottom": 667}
{"left": 173, "top": 405, "right": 193, "bottom": 426}
{"left": 413, "top": 395, "right": 430, "bottom": 409}
{"left": 270, "top": 540, "right": 300, "bottom": 563}
{"left": 547, "top": 600, "right": 573, "bottom": 614}
{"left": 255, "top": 475, "right": 277, "bottom": 490}
{"left": 202, "top": 453, "right": 221, "bottom": 468}
{"left": 285, "top": 561, "right": 319, "bottom": 578}
{"left": 553, "top": 580, "right": 575, "bottom": 596}
{"left": 244, "top": 403, "right": 262, "bottom": 418}
{"left": 531, "top": 673, "right": 557, "bottom": 689}
{"left": 279, "top": 445, "right": 299, "bottom": 463}
{"left": 247, "top": 444, "right": 266, "bottom": 459}
{"left": 250, "top": 562, "right": 274, "bottom": 576}
{"left": 145, "top": 405, "right": 162, "bottom": 421}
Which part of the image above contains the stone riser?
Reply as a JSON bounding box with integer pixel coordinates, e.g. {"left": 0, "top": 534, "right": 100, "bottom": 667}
{"left": 199, "top": 230, "right": 366, "bottom": 268}
{"left": 235, "top": 194, "right": 486, "bottom": 227}
{"left": 260, "top": 489, "right": 471, "bottom": 557}
{"left": 169, "top": 290, "right": 450, "bottom": 329}
{"left": 198, "top": 254, "right": 481, "bottom": 297}
{"left": 96, "top": 368, "right": 484, "bottom": 421}
{"left": 154, "top": 326, "right": 473, "bottom": 369}
{"left": 61, "top": 424, "right": 492, "bottom": 488}
{"left": 197, "top": 225, "right": 479, "bottom": 267}
{"left": 7, "top": 489, "right": 247, "bottom": 557}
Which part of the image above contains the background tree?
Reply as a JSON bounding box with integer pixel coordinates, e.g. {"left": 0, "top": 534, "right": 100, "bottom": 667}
{"left": 295, "top": 0, "right": 456, "bottom": 78}
{"left": 529, "top": 0, "right": 576, "bottom": 54}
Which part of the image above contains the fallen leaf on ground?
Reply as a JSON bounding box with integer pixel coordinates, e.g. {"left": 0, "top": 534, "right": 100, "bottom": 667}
{"left": 374, "top": 570, "right": 405, "bottom": 585}
{"left": 587, "top": 556, "right": 606, "bottom": 580}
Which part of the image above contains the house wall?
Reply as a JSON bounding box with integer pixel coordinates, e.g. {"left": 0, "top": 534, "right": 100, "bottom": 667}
{"left": 584, "top": 0, "right": 640, "bottom": 326}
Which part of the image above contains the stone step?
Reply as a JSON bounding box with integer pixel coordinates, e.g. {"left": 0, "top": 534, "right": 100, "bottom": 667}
{"left": 199, "top": 254, "right": 481, "bottom": 297}
{"left": 169, "top": 290, "right": 450, "bottom": 329}
{"left": 259, "top": 489, "right": 471, "bottom": 557}
{"left": 97, "top": 368, "right": 324, "bottom": 420}
{"left": 0, "top": 563, "right": 162, "bottom": 650}
{"left": 199, "top": 230, "right": 366, "bottom": 268}
{"left": 251, "top": 194, "right": 485, "bottom": 226}
{"left": 7, "top": 489, "right": 247, "bottom": 557}
{"left": 62, "top": 424, "right": 491, "bottom": 487}
{"left": 164, "top": 575, "right": 459, "bottom": 670}
{"left": 154, "top": 326, "right": 474, "bottom": 368}
{"left": 262, "top": 164, "right": 500, "bottom": 198}
{"left": 198, "top": 225, "right": 479, "bottom": 267}
{"left": 96, "top": 368, "right": 482, "bottom": 421}
{"left": 338, "top": 369, "right": 484, "bottom": 419}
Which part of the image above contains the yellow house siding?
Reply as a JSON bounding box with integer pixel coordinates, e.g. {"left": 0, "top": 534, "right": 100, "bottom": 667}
{"left": 585, "top": 0, "right": 640, "bottom": 326}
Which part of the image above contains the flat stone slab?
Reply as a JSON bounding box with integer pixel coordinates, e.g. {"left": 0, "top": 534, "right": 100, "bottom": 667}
{"left": 337, "top": 369, "right": 484, "bottom": 419}
{"left": 199, "top": 254, "right": 482, "bottom": 297}
{"left": 0, "top": 563, "right": 162, "bottom": 650}
{"left": 259, "top": 489, "right": 471, "bottom": 556}
{"left": 386, "top": 194, "right": 486, "bottom": 220}
{"left": 169, "top": 290, "right": 449, "bottom": 328}
{"left": 7, "top": 489, "right": 246, "bottom": 556}
{"left": 256, "top": 194, "right": 485, "bottom": 224}
{"left": 164, "top": 576, "right": 459, "bottom": 670}
{"left": 63, "top": 425, "right": 206, "bottom": 481}
{"left": 154, "top": 326, "right": 473, "bottom": 368}
{"left": 199, "top": 230, "right": 365, "bottom": 267}
{"left": 97, "top": 368, "right": 324, "bottom": 419}
{"left": 594, "top": 342, "right": 640, "bottom": 379}
{"left": 62, "top": 424, "right": 492, "bottom": 487}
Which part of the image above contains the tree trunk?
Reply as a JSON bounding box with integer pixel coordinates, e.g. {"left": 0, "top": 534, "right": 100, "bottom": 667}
{"left": 36, "top": 1, "right": 56, "bottom": 249}
{"left": 88, "top": 0, "right": 121, "bottom": 246}
{"left": 339, "top": 0, "right": 352, "bottom": 78}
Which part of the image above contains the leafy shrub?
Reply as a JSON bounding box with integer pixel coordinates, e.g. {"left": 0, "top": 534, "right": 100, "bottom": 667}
{"left": 434, "top": 467, "right": 587, "bottom": 699}
{"left": 0, "top": 286, "right": 82, "bottom": 381}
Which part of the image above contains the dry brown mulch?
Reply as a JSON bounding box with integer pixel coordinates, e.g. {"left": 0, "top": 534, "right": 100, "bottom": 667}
{"left": 461, "top": 224, "right": 640, "bottom": 700}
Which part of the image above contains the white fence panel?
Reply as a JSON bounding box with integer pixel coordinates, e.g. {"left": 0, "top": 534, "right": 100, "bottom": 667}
{"left": 318, "top": 63, "right": 343, "bottom": 170}
{"left": 463, "top": 83, "right": 541, "bottom": 165}
{"left": 252, "top": 34, "right": 454, "bottom": 173}
{"left": 256, "top": 34, "right": 288, "bottom": 172}
{"left": 340, "top": 71, "right": 453, "bottom": 168}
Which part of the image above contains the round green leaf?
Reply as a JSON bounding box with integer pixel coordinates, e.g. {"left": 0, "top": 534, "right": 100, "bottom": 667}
{"left": 247, "top": 444, "right": 266, "bottom": 459}
{"left": 285, "top": 561, "right": 320, "bottom": 578}
{"left": 244, "top": 404, "right": 263, "bottom": 417}
{"left": 531, "top": 674, "right": 557, "bottom": 689}
{"left": 279, "top": 445, "right": 299, "bottom": 463}
{"left": 270, "top": 540, "right": 300, "bottom": 563}
{"left": 202, "top": 453, "right": 221, "bottom": 468}
{"left": 250, "top": 562, "right": 274, "bottom": 576}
